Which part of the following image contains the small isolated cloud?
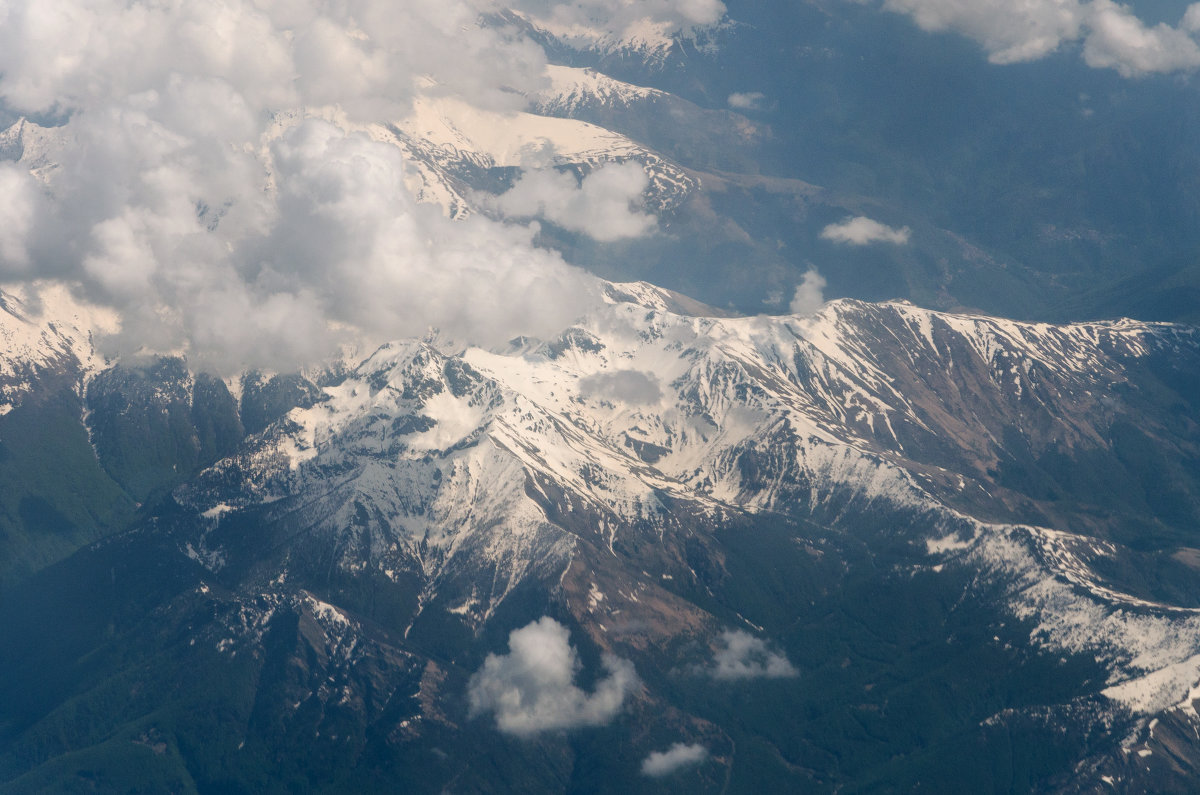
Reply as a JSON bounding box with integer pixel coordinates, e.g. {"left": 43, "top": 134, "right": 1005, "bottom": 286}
{"left": 820, "top": 216, "right": 911, "bottom": 246}
{"left": 710, "top": 630, "right": 798, "bottom": 680}
{"left": 727, "top": 91, "right": 766, "bottom": 110}
{"left": 468, "top": 617, "right": 639, "bottom": 735}
{"left": 578, "top": 369, "right": 663, "bottom": 405}
{"left": 789, "top": 269, "right": 827, "bottom": 316}
{"left": 882, "top": 0, "right": 1200, "bottom": 76}
{"left": 641, "top": 743, "right": 708, "bottom": 777}
{"left": 490, "top": 162, "right": 657, "bottom": 242}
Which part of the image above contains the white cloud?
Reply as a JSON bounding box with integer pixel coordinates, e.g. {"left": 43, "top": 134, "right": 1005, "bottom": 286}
{"left": 709, "top": 630, "right": 798, "bottom": 680}
{"left": 881, "top": 0, "right": 1200, "bottom": 76}
{"left": 789, "top": 269, "right": 827, "bottom": 316}
{"left": 0, "top": 0, "right": 623, "bottom": 373}
{"left": 1082, "top": 0, "right": 1200, "bottom": 76}
{"left": 727, "top": 91, "right": 765, "bottom": 110}
{"left": 578, "top": 370, "right": 663, "bottom": 405}
{"left": 468, "top": 617, "right": 639, "bottom": 735}
{"left": 641, "top": 743, "right": 708, "bottom": 777}
{"left": 883, "top": 0, "right": 1086, "bottom": 64}
{"left": 1185, "top": 3, "right": 1200, "bottom": 34}
{"left": 489, "top": 162, "right": 657, "bottom": 242}
{"left": 820, "top": 216, "right": 911, "bottom": 246}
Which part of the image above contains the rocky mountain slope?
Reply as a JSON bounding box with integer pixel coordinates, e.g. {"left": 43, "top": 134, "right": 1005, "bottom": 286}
{"left": 1, "top": 281, "right": 1199, "bottom": 791}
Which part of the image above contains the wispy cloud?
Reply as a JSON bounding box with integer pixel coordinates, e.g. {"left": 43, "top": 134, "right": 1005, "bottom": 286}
{"left": 641, "top": 742, "right": 708, "bottom": 777}
{"left": 578, "top": 370, "right": 663, "bottom": 405}
{"left": 821, "top": 216, "right": 911, "bottom": 246}
{"left": 727, "top": 91, "right": 766, "bottom": 110}
{"left": 468, "top": 617, "right": 639, "bottom": 735}
{"left": 708, "top": 630, "right": 798, "bottom": 680}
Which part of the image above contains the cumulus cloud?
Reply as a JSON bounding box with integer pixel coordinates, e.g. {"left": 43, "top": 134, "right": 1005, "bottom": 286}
{"left": 489, "top": 162, "right": 657, "bottom": 242}
{"left": 709, "top": 630, "right": 798, "bottom": 680}
{"left": 727, "top": 91, "right": 766, "bottom": 110}
{"left": 1186, "top": 4, "right": 1200, "bottom": 34}
{"left": 1082, "top": 0, "right": 1200, "bottom": 76}
{"left": 641, "top": 743, "right": 708, "bottom": 777}
{"left": 883, "top": 0, "right": 1086, "bottom": 64}
{"left": 789, "top": 269, "right": 827, "bottom": 316}
{"left": 468, "top": 617, "right": 639, "bottom": 735}
{"left": 0, "top": 0, "right": 628, "bottom": 373}
{"left": 0, "top": 0, "right": 548, "bottom": 118}
{"left": 882, "top": 0, "right": 1200, "bottom": 76}
{"left": 820, "top": 216, "right": 911, "bottom": 246}
{"left": 578, "top": 369, "right": 663, "bottom": 405}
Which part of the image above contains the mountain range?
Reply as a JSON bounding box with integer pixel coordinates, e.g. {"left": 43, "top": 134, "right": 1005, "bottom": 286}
{"left": 3, "top": 1, "right": 1200, "bottom": 791}
{"left": 2, "top": 272, "right": 1199, "bottom": 790}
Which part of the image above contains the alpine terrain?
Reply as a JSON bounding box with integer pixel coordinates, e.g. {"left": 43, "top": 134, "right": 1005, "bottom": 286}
{"left": 2, "top": 0, "right": 1200, "bottom": 792}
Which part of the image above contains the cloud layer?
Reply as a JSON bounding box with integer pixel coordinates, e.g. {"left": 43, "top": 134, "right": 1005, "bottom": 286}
{"left": 641, "top": 743, "right": 708, "bottom": 777}
{"left": 709, "top": 630, "right": 798, "bottom": 680}
{"left": 0, "top": 0, "right": 723, "bottom": 372}
{"left": 883, "top": 0, "right": 1200, "bottom": 76}
{"left": 468, "top": 617, "right": 639, "bottom": 735}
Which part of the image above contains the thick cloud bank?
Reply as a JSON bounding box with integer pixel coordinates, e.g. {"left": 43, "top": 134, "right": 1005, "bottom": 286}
{"left": 468, "top": 617, "right": 639, "bottom": 735}
{"left": 0, "top": 0, "right": 726, "bottom": 373}
{"left": 709, "top": 630, "right": 798, "bottom": 680}
{"left": 883, "top": 0, "right": 1200, "bottom": 75}
{"left": 641, "top": 743, "right": 708, "bottom": 777}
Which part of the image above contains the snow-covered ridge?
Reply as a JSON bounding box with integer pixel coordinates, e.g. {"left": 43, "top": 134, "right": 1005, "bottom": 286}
{"left": 170, "top": 285, "right": 1198, "bottom": 641}
{"left": 180, "top": 284, "right": 1194, "bottom": 537}
{"left": 0, "top": 117, "right": 71, "bottom": 183}
{"left": 7, "top": 273, "right": 1200, "bottom": 726}
{"left": 0, "top": 282, "right": 117, "bottom": 407}
{"left": 501, "top": 9, "right": 684, "bottom": 60}
{"left": 531, "top": 65, "right": 667, "bottom": 116}
{"left": 390, "top": 94, "right": 697, "bottom": 212}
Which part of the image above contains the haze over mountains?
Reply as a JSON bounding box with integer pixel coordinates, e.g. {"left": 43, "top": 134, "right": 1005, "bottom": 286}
{"left": 2, "top": 0, "right": 1200, "bottom": 791}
